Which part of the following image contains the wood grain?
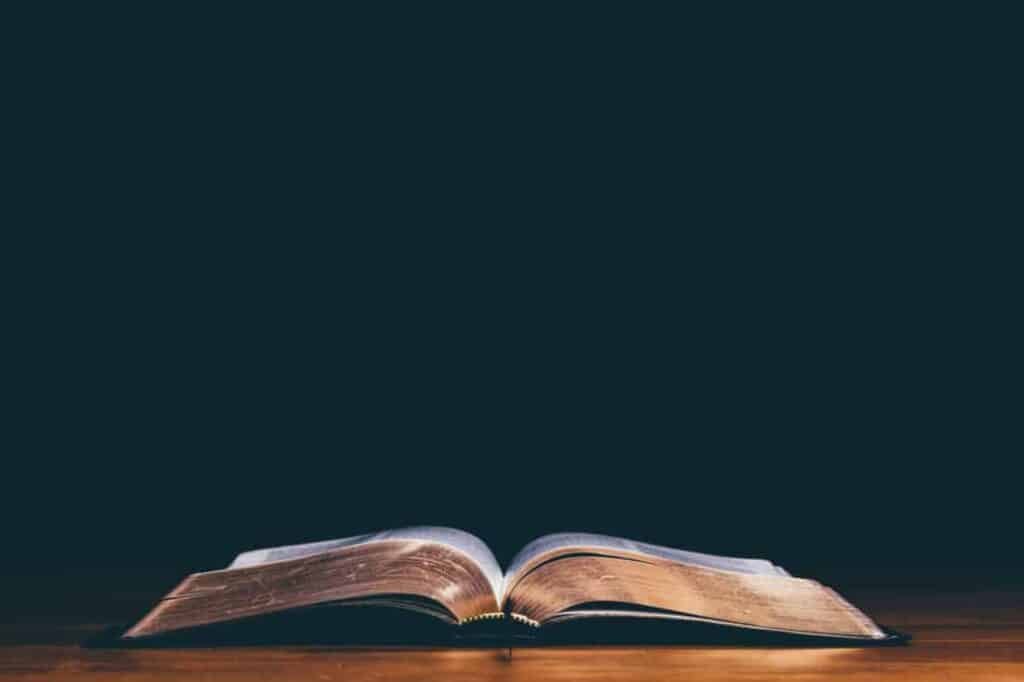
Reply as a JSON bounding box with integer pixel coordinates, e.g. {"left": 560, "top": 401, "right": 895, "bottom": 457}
{"left": 2, "top": 575, "right": 1022, "bottom": 681}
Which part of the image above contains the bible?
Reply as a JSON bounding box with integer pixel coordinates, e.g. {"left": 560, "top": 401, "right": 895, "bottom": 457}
{"left": 124, "top": 527, "right": 896, "bottom": 643}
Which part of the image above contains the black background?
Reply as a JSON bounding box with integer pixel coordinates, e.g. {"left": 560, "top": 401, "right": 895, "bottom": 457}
{"left": 5, "top": 6, "right": 1019, "bottom": 591}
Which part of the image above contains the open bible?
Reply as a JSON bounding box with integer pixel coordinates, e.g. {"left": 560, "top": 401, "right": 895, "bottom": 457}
{"left": 124, "top": 527, "right": 893, "bottom": 643}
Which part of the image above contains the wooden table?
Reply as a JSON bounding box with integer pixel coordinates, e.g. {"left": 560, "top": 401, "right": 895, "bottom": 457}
{"left": 2, "top": 576, "right": 1021, "bottom": 681}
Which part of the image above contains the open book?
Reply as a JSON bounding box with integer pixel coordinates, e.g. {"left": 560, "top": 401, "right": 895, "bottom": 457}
{"left": 125, "top": 527, "right": 890, "bottom": 642}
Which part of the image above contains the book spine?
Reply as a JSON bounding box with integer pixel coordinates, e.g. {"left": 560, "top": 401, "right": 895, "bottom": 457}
{"left": 509, "top": 613, "right": 540, "bottom": 628}
{"left": 460, "top": 612, "right": 505, "bottom": 625}
{"left": 459, "top": 612, "right": 541, "bottom": 627}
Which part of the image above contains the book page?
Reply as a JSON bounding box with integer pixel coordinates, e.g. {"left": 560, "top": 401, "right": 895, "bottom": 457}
{"left": 506, "top": 554, "right": 884, "bottom": 638}
{"left": 229, "top": 526, "right": 504, "bottom": 602}
{"left": 506, "top": 532, "right": 787, "bottom": 587}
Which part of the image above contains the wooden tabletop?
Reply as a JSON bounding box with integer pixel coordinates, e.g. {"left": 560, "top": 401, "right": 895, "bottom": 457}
{"left": 2, "top": 576, "right": 1021, "bottom": 681}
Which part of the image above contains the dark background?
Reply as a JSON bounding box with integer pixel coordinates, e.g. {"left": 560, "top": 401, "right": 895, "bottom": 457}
{"left": 5, "top": 6, "right": 1018, "bottom": 592}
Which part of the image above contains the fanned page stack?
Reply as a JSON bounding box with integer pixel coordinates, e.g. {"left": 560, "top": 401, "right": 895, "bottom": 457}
{"left": 125, "top": 527, "right": 889, "bottom": 642}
